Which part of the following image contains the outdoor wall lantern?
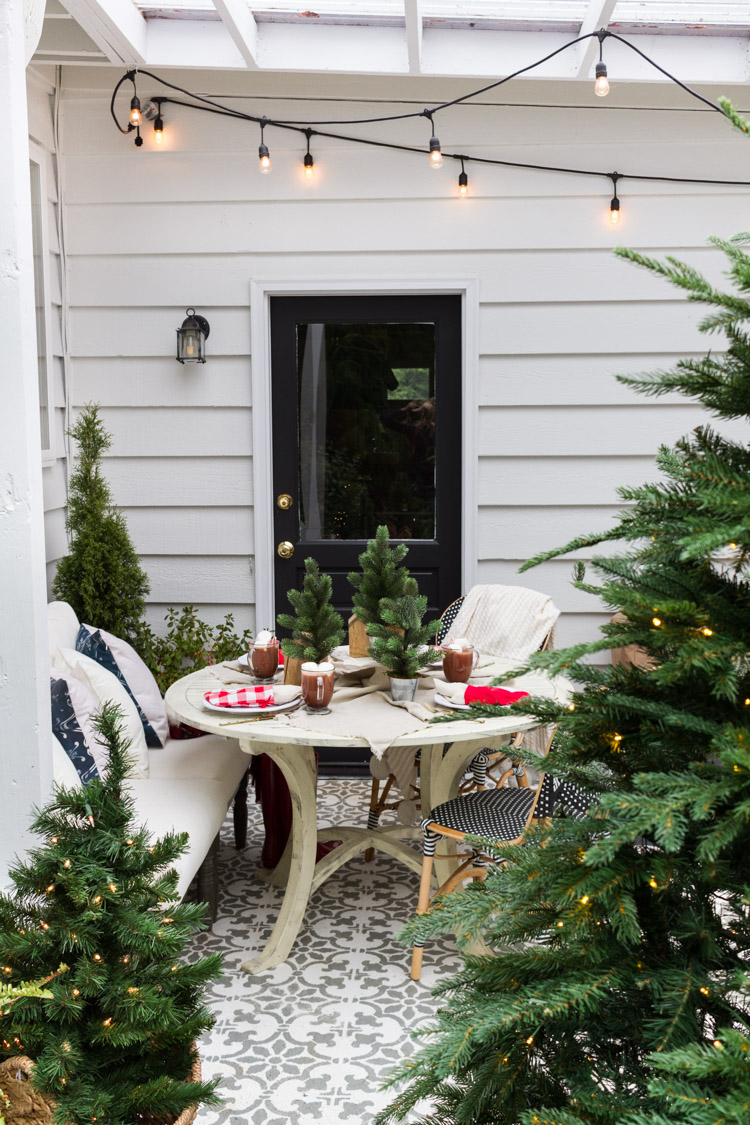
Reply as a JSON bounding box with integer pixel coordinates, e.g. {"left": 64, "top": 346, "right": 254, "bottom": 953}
{"left": 176, "top": 308, "right": 210, "bottom": 364}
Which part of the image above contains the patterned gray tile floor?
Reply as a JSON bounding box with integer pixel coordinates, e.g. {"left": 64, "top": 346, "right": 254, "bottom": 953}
{"left": 189, "top": 778, "right": 462, "bottom": 1125}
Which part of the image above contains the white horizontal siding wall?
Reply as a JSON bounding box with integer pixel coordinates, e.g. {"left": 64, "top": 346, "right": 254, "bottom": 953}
{"left": 59, "top": 67, "right": 749, "bottom": 645}
{"left": 27, "top": 66, "right": 67, "bottom": 595}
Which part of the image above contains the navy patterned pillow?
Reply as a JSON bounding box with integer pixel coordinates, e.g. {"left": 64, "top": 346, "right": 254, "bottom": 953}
{"left": 76, "top": 625, "right": 162, "bottom": 747}
{"left": 50, "top": 676, "right": 99, "bottom": 785}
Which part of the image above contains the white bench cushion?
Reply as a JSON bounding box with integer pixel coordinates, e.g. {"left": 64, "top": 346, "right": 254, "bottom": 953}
{"left": 126, "top": 778, "right": 228, "bottom": 901}
{"left": 148, "top": 735, "right": 248, "bottom": 806}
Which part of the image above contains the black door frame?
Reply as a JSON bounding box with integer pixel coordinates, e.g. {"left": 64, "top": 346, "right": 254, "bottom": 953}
{"left": 249, "top": 280, "right": 477, "bottom": 632}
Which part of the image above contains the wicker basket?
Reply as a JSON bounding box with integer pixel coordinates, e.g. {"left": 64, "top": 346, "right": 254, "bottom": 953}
{"left": 0, "top": 1052, "right": 201, "bottom": 1125}
{"left": 0, "top": 1057, "right": 53, "bottom": 1125}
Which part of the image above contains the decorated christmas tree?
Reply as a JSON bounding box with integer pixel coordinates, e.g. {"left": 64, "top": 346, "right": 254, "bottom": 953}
{"left": 52, "top": 404, "right": 150, "bottom": 645}
{"left": 378, "top": 237, "right": 750, "bottom": 1125}
{"left": 367, "top": 594, "right": 439, "bottom": 679}
{"left": 348, "top": 525, "right": 418, "bottom": 626}
{"left": 277, "top": 556, "right": 345, "bottom": 663}
{"left": 0, "top": 705, "right": 221, "bottom": 1125}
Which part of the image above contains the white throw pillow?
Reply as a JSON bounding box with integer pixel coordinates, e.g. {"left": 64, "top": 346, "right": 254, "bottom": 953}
{"left": 47, "top": 601, "right": 80, "bottom": 659}
{"left": 78, "top": 624, "right": 169, "bottom": 748}
{"left": 53, "top": 648, "right": 150, "bottom": 778}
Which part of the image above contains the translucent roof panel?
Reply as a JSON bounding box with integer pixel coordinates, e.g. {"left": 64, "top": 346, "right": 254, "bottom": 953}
{"left": 133, "top": 0, "right": 750, "bottom": 32}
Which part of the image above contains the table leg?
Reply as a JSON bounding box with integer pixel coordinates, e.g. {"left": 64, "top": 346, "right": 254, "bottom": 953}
{"left": 239, "top": 741, "right": 318, "bottom": 974}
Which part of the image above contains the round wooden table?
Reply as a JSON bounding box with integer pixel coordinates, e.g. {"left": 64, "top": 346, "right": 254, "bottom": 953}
{"left": 166, "top": 662, "right": 567, "bottom": 973}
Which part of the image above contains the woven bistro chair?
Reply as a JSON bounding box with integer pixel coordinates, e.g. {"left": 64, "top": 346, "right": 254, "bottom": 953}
{"left": 410, "top": 733, "right": 592, "bottom": 980}
{"left": 366, "top": 591, "right": 557, "bottom": 848}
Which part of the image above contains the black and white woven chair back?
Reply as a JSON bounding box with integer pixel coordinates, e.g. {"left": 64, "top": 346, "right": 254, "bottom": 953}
{"left": 535, "top": 773, "right": 593, "bottom": 820}
{"left": 436, "top": 596, "right": 465, "bottom": 646}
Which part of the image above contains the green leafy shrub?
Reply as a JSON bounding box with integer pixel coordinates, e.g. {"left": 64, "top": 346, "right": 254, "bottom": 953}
{"left": 135, "top": 606, "right": 252, "bottom": 694}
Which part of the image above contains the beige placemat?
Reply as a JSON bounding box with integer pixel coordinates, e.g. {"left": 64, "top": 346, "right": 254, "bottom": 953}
{"left": 273, "top": 669, "right": 440, "bottom": 759}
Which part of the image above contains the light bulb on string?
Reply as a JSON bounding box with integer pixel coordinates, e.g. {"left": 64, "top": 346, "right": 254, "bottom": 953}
{"left": 259, "top": 119, "right": 271, "bottom": 174}
{"left": 129, "top": 95, "right": 142, "bottom": 127}
{"left": 595, "top": 63, "right": 609, "bottom": 98}
{"left": 608, "top": 173, "right": 621, "bottom": 225}
{"left": 424, "top": 111, "right": 443, "bottom": 168}
{"left": 458, "top": 159, "right": 469, "bottom": 197}
{"left": 594, "top": 30, "right": 610, "bottom": 97}
{"left": 154, "top": 115, "right": 164, "bottom": 145}
{"left": 303, "top": 129, "right": 315, "bottom": 179}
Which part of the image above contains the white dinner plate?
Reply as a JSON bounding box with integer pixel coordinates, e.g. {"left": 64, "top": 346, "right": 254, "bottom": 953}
{"left": 200, "top": 696, "right": 301, "bottom": 715}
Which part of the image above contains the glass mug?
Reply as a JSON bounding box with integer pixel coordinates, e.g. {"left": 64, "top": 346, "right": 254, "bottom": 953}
{"left": 248, "top": 638, "right": 280, "bottom": 683}
{"left": 301, "top": 661, "right": 335, "bottom": 713}
{"left": 443, "top": 644, "right": 478, "bottom": 684}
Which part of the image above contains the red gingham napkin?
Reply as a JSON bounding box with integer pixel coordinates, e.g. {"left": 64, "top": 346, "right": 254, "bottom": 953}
{"left": 464, "top": 686, "right": 530, "bottom": 706}
{"left": 204, "top": 686, "right": 275, "bottom": 709}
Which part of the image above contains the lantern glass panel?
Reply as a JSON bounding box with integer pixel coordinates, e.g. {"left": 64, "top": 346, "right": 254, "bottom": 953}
{"left": 177, "top": 326, "right": 205, "bottom": 363}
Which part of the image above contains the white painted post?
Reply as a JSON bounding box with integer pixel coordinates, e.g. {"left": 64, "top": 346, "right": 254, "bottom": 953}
{"left": 0, "top": 0, "right": 54, "bottom": 876}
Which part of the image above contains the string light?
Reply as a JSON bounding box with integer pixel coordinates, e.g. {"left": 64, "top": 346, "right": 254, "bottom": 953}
{"left": 108, "top": 31, "right": 750, "bottom": 226}
{"left": 72, "top": 989, "right": 80, "bottom": 996}
{"left": 580, "top": 895, "right": 589, "bottom": 905}
{"left": 64, "top": 859, "right": 71, "bottom": 869}
{"left": 154, "top": 112, "right": 164, "bottom": 145}
{"left": 652, "top": 617, "right": 662, "bottom": 627}
{"left": 426, "top": 112, "right": 443, "bottom": 169}
{"left": 458, "top": 158, "right": 468, "bottom": 197}
{"left": 649, "top": 877, "right": 658, "bottom": 888}
{"left": 609, "top": 172, "right": 621, "bottom": 225}
{"left": 129, "top": 94, "right": 142, "bottom": 127}
{"left": 303, "top": 129, "right": 315, "bottom": 179}
{"left": 594, "top": 30, "right": 610, "bottom": 97}
{"left": 93, "top": 954, "right": 102, "bottom": 962}
{"left": 109, "top": 883, "right": 118, "bottom": 893}
{"left": 701, "top": 627, "right": 713, "bottom": 636}
{"left": 259, "top": 119, "right": 271, "bottom": 174}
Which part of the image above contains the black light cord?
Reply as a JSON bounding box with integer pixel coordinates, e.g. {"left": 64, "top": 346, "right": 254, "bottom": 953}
{"left": 143, "top": 95, "right": 750, "bottom": 190}
{"left": 110, "top": 32, "right": 744, "bottom": 192}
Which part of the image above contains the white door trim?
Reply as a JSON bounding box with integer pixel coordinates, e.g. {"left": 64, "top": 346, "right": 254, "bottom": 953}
{"left": 249, "top": 277, "right": 479, "bottom": 629}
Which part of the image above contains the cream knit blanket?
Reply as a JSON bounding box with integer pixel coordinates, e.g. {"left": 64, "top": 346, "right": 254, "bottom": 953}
{"left": 447, "top": 584, "right": 559, "bottom": 661}
{"left": 447, "top": 584, "right": 560, "bottom": 763}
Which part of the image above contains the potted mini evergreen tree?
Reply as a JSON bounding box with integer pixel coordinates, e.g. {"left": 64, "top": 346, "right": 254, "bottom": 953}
{"left": 378, "top": 233, "right": 750, "bottom": 1124}
{"left": 347, "top": 526, "right": 418, "bottom": 656}
{"left": 52, "top": 404, "right": 150, "bottom": 646}
{"left": 277, "top": 557, "right": 345, "bottom": 685}
{"left": 0, "top": 705, "right": 222, "bottom": 1125}
{"left": 367, "top": 594, "right": 439, "bottom": 701}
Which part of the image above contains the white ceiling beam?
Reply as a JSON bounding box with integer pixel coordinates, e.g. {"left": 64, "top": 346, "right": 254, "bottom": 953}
{"left": 574, "top": 0, "right": 619, "bottom": 77}
{"left": 404, "top": 0, "right": 422, "bottom": 75}
{"left": 213, "top": 0, "right": 259, "bottom": 70}
{"left": 59, "top": 0, "right": 147, "bottom": 65}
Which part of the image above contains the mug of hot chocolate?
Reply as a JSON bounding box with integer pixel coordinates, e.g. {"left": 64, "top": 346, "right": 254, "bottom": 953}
{"left": 301, "top": 661, "right": 335, "bottom": 713}
{"left": 249, "top": 630, "right": 280, "bottom": 682}
{"left": 442, "top": 637, "right": 478, "bottom": 684}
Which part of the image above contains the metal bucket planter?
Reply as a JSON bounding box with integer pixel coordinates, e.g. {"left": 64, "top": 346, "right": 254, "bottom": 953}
{"left": 389, "top": 677, "right": 419, "bottom": 702}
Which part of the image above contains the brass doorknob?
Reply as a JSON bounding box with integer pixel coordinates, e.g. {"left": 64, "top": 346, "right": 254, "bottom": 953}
{"left": 277, "top": 541, "right": 295, "bottom": 559}
{"left": 277, "top": 493, "right": 293, "bottom": 510}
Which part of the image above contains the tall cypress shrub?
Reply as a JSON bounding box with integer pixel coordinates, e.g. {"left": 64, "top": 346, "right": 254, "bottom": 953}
{"left": 53, "top": 404, "right": 149, "bottom": 644}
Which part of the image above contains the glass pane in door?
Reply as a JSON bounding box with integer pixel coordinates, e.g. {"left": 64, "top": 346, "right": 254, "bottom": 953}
{"left": 296, "top": 321, "right": 436, "bottom": 542}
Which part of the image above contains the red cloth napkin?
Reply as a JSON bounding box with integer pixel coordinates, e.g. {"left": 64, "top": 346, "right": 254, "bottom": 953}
{"left": 205, "top": 686, "right": 274, "bottom": 708}
{"left": 464, "top": 686, "right": 530, "bottom": 706}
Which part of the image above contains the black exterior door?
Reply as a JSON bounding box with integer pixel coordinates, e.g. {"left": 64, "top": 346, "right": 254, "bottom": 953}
{"left": 270, "top": 294, "right": 462, "bottom": 631}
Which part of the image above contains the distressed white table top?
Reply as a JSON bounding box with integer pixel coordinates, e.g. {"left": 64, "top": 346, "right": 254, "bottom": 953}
{"left": 165, "top": 658, "right": 570, "bottom": 752}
